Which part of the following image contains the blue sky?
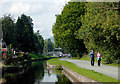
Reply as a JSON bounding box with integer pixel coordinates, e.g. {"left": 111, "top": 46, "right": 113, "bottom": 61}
{"left": 0, "top": 0, "right": 70, "bottom": 39}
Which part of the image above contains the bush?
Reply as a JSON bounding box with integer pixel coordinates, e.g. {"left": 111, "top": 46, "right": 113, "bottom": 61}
{"left": 55, "top": 65, "right": 63, "bottom": 70}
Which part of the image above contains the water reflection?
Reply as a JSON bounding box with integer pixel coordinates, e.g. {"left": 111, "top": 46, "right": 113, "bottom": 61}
{"left": 2, "top": 61, "right": 72, "bottom": 84}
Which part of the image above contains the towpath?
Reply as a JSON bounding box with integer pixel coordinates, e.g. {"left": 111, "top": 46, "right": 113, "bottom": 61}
{"left": 60, "top": 58, "right": 120, "bottom": 80}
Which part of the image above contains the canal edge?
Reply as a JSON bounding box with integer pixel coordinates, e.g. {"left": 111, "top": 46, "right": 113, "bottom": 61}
{"left": 47, "top": 62, "right": 97, "bottom": 83}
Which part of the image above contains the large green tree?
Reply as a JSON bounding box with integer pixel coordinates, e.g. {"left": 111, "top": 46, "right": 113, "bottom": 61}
{"left": 2, "top": 14, "right": 15, "bottom": 47}
{"left": 2, "top": 14, "right": 44, "bottom": 54}
{"left": 52, "top": 2, "right": 86, "bottom": 58}
{"left": 15, "top": 14, "right": 34, "bottom": 52}
{"left": 0, "top": 18, "right": 2, "bottom": 40}
{"left": 33, "top": 30, "right": 44, "bottom": 54}
{"left": 77, "top": 2, "right": 120, "bottom": 63}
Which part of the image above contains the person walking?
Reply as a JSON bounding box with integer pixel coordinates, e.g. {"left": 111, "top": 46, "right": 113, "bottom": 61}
{"left": 97, "top": 51, "right": 101, "bottom": 66}
{"left": 89, "top": 50, "right": 95, "bottom": 66}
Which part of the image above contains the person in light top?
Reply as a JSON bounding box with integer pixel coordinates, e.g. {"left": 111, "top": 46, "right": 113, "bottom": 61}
{"left": 97, "top": 51, "right": 101, "bottom": 66}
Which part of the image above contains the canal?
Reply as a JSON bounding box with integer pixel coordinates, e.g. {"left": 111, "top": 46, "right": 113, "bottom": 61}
{"left": 2, "top": 60, "right": 72, "bottom": 84}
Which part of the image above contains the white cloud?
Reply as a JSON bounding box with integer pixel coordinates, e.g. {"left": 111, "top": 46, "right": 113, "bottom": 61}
{"left": 34, "top": 27, "right": 44, "bottom": 33}
{"left": 0, "top": 0, "right": 68, "bottom": 3}
{"left": 0, "top": 0, "right": 10, "bottom": 2}
{"left": 30, "top": 4, "right": 43, "bottom": 14}
{"left": 53, "top": 0, "right": 70, "bottom": 6}
{"left": 53, "top": 0, "right": 65, "bottom": 6}
{"left": 0, "top": 1, "right": 69, "bottom": 39}
{"left": 33, "top": 21, "right": 42, "bottom": 27}
{"left": 8, "top": 3, "right": 30, "bottom": 14}
{"left": 0, "top": 0, "right": 118, "bottom": 3}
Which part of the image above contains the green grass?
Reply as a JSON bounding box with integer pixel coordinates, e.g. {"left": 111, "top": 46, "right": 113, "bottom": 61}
{"left": 51, "top": 56, "right": 59, "bottom": 58}
{"left": 104, "top": 64, "right": 120, "bottom": 67}
{"left": 47, "top": 58, "right": 119, "bottom": 82}
{"left": 29, "top": 53, "right": 50, "bottom": 60}
{"left": 72, "top": 54, "right": 98, "bottom": 62}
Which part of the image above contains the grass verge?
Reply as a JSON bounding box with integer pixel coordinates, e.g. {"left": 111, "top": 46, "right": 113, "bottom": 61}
{"left": 47, "top": 58, "right": 119, "bottom": 82}
{"left": 29, "top": 53, "right": 50, "bottom": 60}
{"left": 104, "top": 64, "right": 120, "bottom": 67}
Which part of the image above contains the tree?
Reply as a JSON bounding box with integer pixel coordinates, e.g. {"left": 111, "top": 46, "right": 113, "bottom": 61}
{"left": 77, "top": 2, "right": 120, "bottom": 64}
{"left": 43, "top": 39, "right": 54, "bottom": 54}
{"left": 52, "top": 2, "right": 86, "bottom": 58}
{"left": 0, "top": 18, "right": 2, "bottom": 39}
{"left": 47, "top": 39, "right": 54, "bottom": 52}
{"left": 2, "top": 14, "right": 15, "bottom": 47}
{"left": 2, "top": 14, "right": 44, "bottom": 54}
{"left": 33, "top": 30, "right": 44, "bottom": 54}
{"left": 15, "top": 14, "right": 34, "bottom": 52}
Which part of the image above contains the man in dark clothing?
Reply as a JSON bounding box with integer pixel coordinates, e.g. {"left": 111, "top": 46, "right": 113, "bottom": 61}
{"left": 89, "top": 50, "right": 95, "bottom": 66}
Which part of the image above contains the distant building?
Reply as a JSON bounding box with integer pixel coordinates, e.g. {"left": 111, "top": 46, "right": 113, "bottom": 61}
{"left": 54, "top": 48, "right": 63, "bottom": 57}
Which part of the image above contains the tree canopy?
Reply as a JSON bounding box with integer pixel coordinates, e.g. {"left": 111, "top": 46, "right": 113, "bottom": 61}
{"left": 15, "top": 14, "right": 34, "bottom": 52}
{"left": 52, "top": 2, "right": 86, "bottom": 58}
{"left": 2, "top": 14, "right": 44, "bottom": 54}
{"left": 33, "top": 30, "right": 44, "bottom": 54}
{"left": 77, "top": 2, "right": 120, "bottom": 63}
{"left": 43, "top": 39, "right": 54, "bottom": 54}
{"left": 53, "top": 2, "right": 120, "bottom": 63}
{"left": 2, "top": 14, "right": 15, "bottom": 46}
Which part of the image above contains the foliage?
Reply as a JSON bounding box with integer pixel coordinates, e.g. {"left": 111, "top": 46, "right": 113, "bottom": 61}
{"left": 76, "top": 2, "right": 120, "bottom": 64}
{"left": 53, "top": 2, "right": 120, "bottom": 64}
{"left": 33, "top": 30, "right": 44, "bottom": 54}
{"left": 43, "top": 39, "right": 54, "bottom": 54}
{"left": 3, "top": 44, "right": 31, "bottom": 65}
{"left": 52, "top": 2, "right": 86, "bottom": 58}
{"left": 55, "top": 65, "right": 63, "bottom": 70}
{"left": 2, "top": 14, "right": 44, "bottom": 54}
{"left": 2, "top": 14, "right": 45, "bottom": 65}
{"left": 2, "top": 14, "right": 15, "bottom": 47}
{"left": 15, "top": 14, "right": 34, "bottom": 52}
{"left": 29, "top": 53, "right": 50, "bottom": 60}
{"left": 4, "top": 44, "right": 13, "bottom": 65}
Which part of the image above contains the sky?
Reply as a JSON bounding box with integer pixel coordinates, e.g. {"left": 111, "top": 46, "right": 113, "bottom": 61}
{"left": 0, "top": 0, "right": 118, "bottom": 39}
{"left": 0, "top": 0, "right": 70, "bottom": 39}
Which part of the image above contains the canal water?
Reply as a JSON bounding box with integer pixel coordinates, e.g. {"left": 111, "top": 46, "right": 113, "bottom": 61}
{"left": 2, "top": 60, "right": 72, "bottom": 84}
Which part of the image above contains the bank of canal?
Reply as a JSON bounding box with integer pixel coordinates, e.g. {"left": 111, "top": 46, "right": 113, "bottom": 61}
{"left": 47, "top": 58, "right": 119, "bottom": 82}
{"left": 2, "top": 60, "right": 72, "bottom": 84}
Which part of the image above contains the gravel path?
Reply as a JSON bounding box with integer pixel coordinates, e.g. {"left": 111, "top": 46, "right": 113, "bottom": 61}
{"left": 60, "top": 58, "right": 120, "bottom": 80}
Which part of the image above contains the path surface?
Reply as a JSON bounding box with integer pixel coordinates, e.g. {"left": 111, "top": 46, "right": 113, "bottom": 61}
{"left": 60, "top": 58, "right": 120, "bottom": 80}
